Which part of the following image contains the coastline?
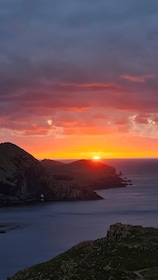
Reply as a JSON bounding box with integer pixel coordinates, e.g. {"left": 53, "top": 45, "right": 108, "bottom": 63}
{"left": 8, "top": 222, "right": 158, "bottom": 280}
{"left": 1, "top": 158, "right": 158, "bottom": 279}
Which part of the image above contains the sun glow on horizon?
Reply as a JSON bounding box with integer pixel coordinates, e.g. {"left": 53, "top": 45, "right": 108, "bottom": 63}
{"left": 92, "top": 155, "right": 101, "bottom": 160}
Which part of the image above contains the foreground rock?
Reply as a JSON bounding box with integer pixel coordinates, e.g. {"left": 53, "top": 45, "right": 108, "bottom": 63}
{"left": 8, "top": 223, "right": 158, "bottom": 280}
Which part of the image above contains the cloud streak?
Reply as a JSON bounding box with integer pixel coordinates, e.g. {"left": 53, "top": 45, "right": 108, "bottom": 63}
{"left": 1, "top": 0, "right": 158, "bottom": 157}
{"left": 120, "top": 75, "right": 156, "bottom": 83}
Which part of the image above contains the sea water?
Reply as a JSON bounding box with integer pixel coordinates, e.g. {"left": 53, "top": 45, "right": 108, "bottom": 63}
{"left": 0, "top": 158, "right": 158, "bottom": 280}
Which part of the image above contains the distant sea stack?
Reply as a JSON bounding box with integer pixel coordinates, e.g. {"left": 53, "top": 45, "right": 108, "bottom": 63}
{"left": 0, "top": 142, "right": 102, "bottom": 205}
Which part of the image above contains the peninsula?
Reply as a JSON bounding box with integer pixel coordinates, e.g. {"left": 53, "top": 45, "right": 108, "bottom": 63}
{"left": 0, "top": 142, "right": 129, "bottom": 206}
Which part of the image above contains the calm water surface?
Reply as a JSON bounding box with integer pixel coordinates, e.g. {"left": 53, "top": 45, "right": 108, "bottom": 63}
{"left": 0, "top": 159, "right": 158, "bottom": 279}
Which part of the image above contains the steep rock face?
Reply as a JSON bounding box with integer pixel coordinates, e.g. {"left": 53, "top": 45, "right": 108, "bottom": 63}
{"left": 41, "top": 159, "right": 126, "bottom": 190}
{"left": 0, "top": 142, "right": 48, "bottom": 204}
{"left": 46, "top": 181, "right": 102, "bottom": 201}
{"left": 106, "top": 222, "right": 158, "bottom": 242}
{"left": 8, "top": 223, "right": 158, "bottom": 280}
{"left": 42, "top": 162, "right": 102, "bottom": 201}
{"left": 0, "top": 143, "right": 102, "bottom": 204}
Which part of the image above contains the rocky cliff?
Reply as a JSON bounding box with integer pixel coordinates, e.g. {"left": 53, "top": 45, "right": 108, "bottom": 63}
{"left": 8, "top": 223, "right": 158, "bottom": 280}
{"left": 41, "top": 159, "right": 127, "bottom": 190}
{"left": 45, "top": 174, "right": 102, "bottom": 201}
{"left": 0, "top": 142, "right": 49, "bottom": 205}
{"left": 0, "top": 142, "right": 102, "bottom": 205}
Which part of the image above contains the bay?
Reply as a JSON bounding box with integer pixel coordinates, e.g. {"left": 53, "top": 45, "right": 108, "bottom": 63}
{"left": 0, "top": 158, "right": 158, "bottom": 279}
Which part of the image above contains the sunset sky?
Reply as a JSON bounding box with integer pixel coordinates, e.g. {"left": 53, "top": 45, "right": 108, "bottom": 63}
{"left": 1, "top": 0, "right": 158, "bottom": 159}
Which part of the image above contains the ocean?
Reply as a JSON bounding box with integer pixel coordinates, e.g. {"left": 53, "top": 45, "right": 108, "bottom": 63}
{"left": 0, "top": 158, "right": 158, "bottom": 280}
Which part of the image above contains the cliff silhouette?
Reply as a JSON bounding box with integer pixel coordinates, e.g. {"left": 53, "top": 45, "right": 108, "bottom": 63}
{"left": 0, "top": 142, "right": 127, "bottom": 206}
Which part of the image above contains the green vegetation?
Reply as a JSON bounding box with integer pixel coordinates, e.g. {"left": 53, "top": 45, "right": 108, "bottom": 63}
{"left": 8, "top": 223, "right": 158, "bottom": 280}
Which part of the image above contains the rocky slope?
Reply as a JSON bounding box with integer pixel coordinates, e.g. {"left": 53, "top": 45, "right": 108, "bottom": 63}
{"left": 41, "top": 159, "right": 127, "bottom": 190}
{"left": 0, "top": 143, "right": 102, "bottom": 205}
{"left": 0, "top": 142, "right": 49, "bottom": 205}
{"left": 46, "top": 178, "right": 102, "bottom": 201}
{"left": 8, "top": 223, "right": 158, "bottom": 280}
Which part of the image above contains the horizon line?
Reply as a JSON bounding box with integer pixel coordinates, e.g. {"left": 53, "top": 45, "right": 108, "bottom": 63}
{"left": 38, "top": 157, "right": 158, "bottom": 161}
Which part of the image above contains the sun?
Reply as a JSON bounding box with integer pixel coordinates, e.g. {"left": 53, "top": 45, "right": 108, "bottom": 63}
{"left": 92, "top": 155, "right": 101, "bottom": 160}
